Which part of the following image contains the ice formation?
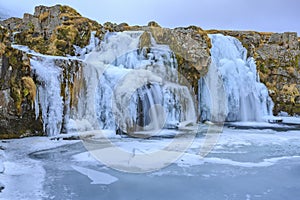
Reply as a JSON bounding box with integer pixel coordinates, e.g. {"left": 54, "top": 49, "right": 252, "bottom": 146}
{"left": 199, "top": 34, "right": 273, "bottom": 122}
{"left": 74, "top": 31, "right": 197, "bottom": 133}
{"left": 29, "top": 31, "right": 197, "bottom": 135}
{"left": 31, "top": 58, "right": 64, "bottom": 136}
{"left": 22, "top": 31, "right": 274, "bottom": 136}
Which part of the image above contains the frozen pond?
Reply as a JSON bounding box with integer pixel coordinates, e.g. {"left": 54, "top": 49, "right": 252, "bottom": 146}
{"left": 1, "top": 121, "right": 300, "bottom": 200}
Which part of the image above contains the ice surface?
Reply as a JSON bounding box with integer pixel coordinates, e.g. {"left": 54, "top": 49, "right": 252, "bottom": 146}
{"left": 72, "top": 165, "right": 118, "bottom": 185}
{"left": 0, "top": 137, "right": 79, "bottom": 199}
{"left": 0, "top": 148, "right": 4, "bottom": 174}
{"left": 177, "top": 153, "right": 300, "bottom": 168}
{"left": 72, "top": 152, "right": 98, "bottom": 163}
{"left": 0, "top": 161, "right": 4, "bottom": 173}
{"left": 1, "top": 122, "right": 300, "bottom": 199}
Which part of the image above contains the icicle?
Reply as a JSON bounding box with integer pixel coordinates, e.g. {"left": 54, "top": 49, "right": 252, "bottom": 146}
{"left": 30, "top": 57, "right": 63, "bottom": 136}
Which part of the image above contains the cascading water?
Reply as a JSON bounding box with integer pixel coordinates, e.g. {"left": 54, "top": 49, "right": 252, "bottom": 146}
{"left": 27, "top": 31, "right": 197, "bottom": 135}
{"left": 30, "top": 57, "right": 64, "bottom": 136}
{"left": 74, "top": 31, "right": 197, "bottom": 134}
{"left": 199, "top": 34, "right": 274, "bottom": 122}
{"left": 18, "top": 31, "right": 274, "bottom": 136}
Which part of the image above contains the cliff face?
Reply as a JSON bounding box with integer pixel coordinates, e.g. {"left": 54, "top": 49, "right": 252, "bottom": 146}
{"left": 0, "top": 28, "right": 42, "bottom": 138}
{"left": 0, "top": 5, "right": 299, "bottom": 138}
{"left": 207, "top": 30, "right": 300, "bottom": 115}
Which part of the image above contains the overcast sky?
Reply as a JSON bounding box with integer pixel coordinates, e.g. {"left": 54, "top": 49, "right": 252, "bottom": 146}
{"left": 0, "top": 0, "right": 299, "bottom": 34}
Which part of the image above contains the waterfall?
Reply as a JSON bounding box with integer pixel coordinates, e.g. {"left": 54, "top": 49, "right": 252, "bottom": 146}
{"left": 31, "top": 57, "right": 64, "bottom": 136}
{"left": 28, "top": 31, "right": 197, "bottom": 135}
{"left": 199, "top": 34, "right": 274, "bottom": 122}
{"left": 73, "top": 31, "right": 197, "bottom": 134}
{"left": 23, "top": 31, "right": 275, "bottom": 135}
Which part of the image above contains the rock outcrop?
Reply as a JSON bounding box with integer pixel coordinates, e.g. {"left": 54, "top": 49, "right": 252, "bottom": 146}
{"left": 0, "top": 28, "right": 43, "bottom": 138}
{"left": 0, "top": 4, "right": 299, "bottom": 138}
{"left": 1, "top": 5, "right": 103, "bottom": 56}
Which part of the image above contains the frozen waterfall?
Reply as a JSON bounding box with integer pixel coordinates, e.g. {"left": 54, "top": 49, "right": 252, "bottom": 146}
{"left": 27, "top": 31, "right": 273, "bottom": 136}
{"left": 74, "top": 31, "right": 197, "bottom": 134}
{"left": 29, "top": 31, "right": 197, "bottom": 135}
{"left": 199, "top": 34, "right": 274, "bottom": 122}
{"left": 31, "top": 57, "right": 64, "bottom": 136}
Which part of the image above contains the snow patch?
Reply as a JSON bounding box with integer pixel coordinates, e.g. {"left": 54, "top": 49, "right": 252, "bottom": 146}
{"left": 72, "top": 165, "right": 118, "bottom": 185}
{"left": 72, "top": 152, "right": 98, "bottom": 163}
{"left": 177, "top": 153, "right": 300, "bottom": 168}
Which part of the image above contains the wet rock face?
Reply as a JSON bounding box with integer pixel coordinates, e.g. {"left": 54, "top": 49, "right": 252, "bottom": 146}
{"left": 208, "top": 30, "right": 300, "bottom": 115}
{"left": 0, "top": 47, "right": 43, "bottom": 138}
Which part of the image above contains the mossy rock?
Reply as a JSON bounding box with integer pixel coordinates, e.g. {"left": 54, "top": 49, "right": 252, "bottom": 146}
{"left": 139, "top": 32, "right": 152, "bottom": 49}
{"left": 11, "top": 5, "right": 104, "bottom": 56}
{"left": 148, "top": 21, "right": 161, "bottom": 28}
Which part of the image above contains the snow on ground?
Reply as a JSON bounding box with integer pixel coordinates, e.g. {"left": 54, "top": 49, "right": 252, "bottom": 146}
{"left": 281, "top": 116, "right": 300, "bottom": 124}
{"left": 176, "top": 153, "right": 300, "bottom": 168}
{"left": 229, "top": 121, "right": 289, "bottom": 128}
{"left": 0, "top": 137, "right": 79, "bottom": 200}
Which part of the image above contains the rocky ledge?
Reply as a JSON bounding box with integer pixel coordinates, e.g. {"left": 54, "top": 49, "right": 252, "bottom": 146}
{"left": 0, "top": 5, "right": 299, "bottom": 138}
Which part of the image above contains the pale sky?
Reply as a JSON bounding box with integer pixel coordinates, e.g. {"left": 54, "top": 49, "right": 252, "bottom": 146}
{"left": 0, "top": 0, "right": 299, "bottom": 34}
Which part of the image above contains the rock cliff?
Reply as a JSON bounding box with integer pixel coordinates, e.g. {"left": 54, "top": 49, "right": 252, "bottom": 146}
{"left": 0, "top": 5, "right": 299, "bottom": 138}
